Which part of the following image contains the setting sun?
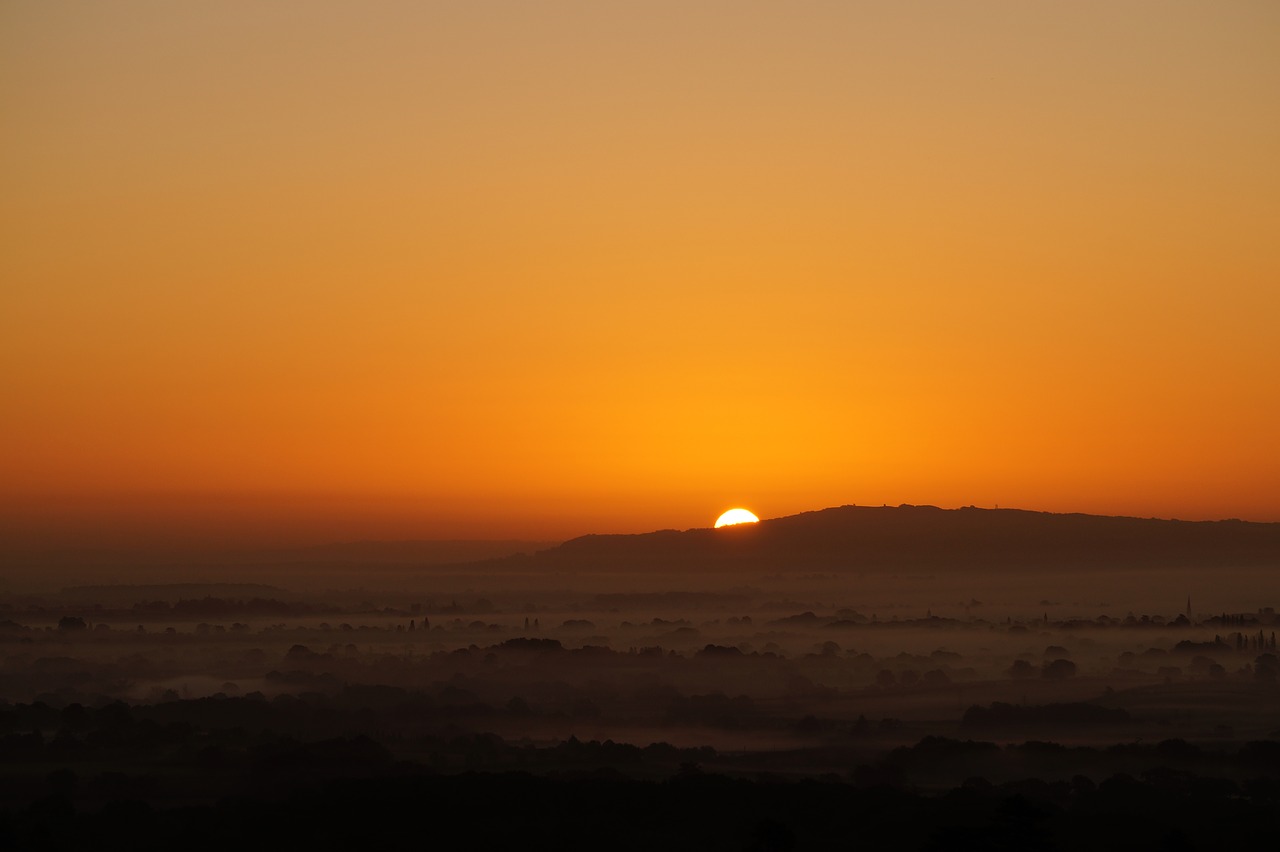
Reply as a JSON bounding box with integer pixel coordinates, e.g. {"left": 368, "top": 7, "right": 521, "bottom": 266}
{"left": 715, "top": 508, "right": 760, "bottom": 528}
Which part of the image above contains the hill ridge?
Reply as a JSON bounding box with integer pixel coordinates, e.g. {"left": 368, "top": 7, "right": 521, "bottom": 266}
{"left": 524, "top": 504, "right": 1280, "bottom": 574}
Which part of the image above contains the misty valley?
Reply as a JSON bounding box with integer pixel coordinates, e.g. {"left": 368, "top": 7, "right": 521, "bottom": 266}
{"left": 3, "top": 508, "right": 1279, "bottom": 850}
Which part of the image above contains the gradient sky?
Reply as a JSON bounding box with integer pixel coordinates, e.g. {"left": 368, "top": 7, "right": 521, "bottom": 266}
{"left": 3, "top": 1, "right": 1278, "bottom": 546}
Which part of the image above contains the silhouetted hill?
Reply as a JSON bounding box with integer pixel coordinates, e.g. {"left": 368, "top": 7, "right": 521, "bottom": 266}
{"left": 516, "top": 505, "right": 1280, "bottom": 574}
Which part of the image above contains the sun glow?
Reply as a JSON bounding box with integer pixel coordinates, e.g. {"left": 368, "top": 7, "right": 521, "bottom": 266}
{"left": 714, "top": 508, "right": 760, "bottom": 528}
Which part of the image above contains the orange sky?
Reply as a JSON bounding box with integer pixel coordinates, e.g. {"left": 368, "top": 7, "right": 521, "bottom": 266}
{"left": 3, "top": 2, "right": 1279, "bottom": 545}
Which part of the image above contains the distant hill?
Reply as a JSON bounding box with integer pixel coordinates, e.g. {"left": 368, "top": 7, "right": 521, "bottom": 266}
{"left": 507, "top": 505, "right": 1280, "bottom": 574}
{"left": 282, "top": 539, "right": 558, "bottom": 566}
{"left": 0, "top": 540, "right": 558, "bottom": 583}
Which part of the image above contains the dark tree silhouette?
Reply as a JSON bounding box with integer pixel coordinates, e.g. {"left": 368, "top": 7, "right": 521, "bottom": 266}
{"left": 1042, "top": 659, "right": 1077, "bottom": 679}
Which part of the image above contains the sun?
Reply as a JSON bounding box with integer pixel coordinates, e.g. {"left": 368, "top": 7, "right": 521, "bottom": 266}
{"left": 714, "top": 508, "right": 760, "bottom": 528}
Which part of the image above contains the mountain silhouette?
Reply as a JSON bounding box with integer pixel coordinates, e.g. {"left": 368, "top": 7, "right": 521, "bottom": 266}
{"left": 515, "top": 504, "right": 1280, "bottom": 574}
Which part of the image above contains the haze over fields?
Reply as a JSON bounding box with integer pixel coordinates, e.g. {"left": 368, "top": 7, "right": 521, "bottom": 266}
{"left": 4, "top": 504, "right": 1280, "bottom": 847}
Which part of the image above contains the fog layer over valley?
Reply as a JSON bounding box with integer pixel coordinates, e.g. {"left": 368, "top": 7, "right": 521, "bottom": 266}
{"left": 3, "top": 507, "right": 1278, "bottom": 848}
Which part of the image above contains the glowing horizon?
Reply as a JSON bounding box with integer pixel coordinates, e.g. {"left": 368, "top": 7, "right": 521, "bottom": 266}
{"left": 3, "top": 2, "right": 1278, "bottom": 547}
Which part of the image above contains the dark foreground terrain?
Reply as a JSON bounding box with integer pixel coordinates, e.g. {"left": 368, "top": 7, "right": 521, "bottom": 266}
{"left": 7, "top": 749, "right": 1279, "bottom": 851}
